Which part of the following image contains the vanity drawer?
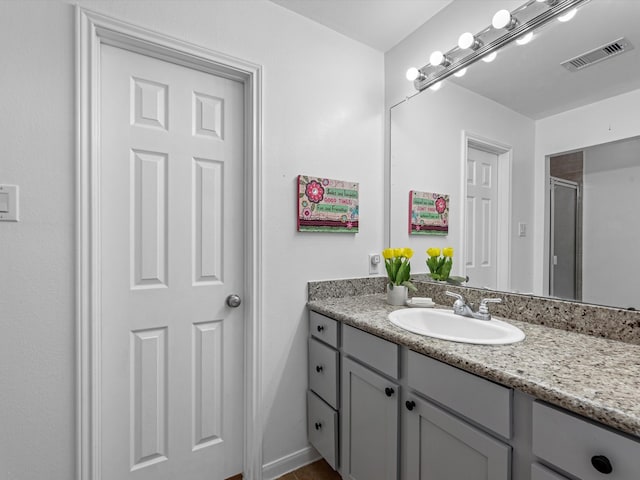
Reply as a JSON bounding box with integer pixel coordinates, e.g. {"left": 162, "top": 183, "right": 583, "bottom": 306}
{"left": 533, "top": 401, "right": 640, "bottom": 480}
{"left": 308, "top": 390, "right": 339, "bottom": 470}
{"left": 407, "top": 351, "right": 511, "bottom": 439}
{"left": 342, "top": 324, "right": 399, "bottom": 379}
{"left": 310, "top": 311, "right": 339, "bottom": 348}
{"left": 309, "top": 337, "right": 339, "bottom": 409}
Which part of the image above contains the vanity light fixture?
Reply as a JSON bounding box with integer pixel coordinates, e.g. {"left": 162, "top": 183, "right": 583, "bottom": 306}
{"left": 429, "top": 81, "right": 443, "bottom": 91}
{"left": 458, "top": 32, "right": 483, "bottom": 51}
{"left": 407, "top": 0, "right": 589, "bottom": 92}
{"left": 429, "top": 50, "right": 451, "bottom": 67}
{"left": 492, "top": 9, "right": 518, "bottom": 30}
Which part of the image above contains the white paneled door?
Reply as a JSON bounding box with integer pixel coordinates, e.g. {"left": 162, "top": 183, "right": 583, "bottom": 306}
{"left": 465, "top": 147, "right": 498, "bottom": 289}
{"left": 99, "top": 44, "right": 244, "bottom": 480}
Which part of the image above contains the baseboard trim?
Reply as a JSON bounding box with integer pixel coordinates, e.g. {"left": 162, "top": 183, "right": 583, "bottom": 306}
{"left": 262, "top": 446, "right": 321, "bottom": 480}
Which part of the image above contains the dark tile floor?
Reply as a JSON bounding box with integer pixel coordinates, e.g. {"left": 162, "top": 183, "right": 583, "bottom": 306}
{"left": 277, "top": 459, "right": 342, "bottom": 480}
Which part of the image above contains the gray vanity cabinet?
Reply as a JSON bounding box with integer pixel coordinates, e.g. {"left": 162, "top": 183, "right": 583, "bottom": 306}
{"left": 340, "top": 324, "right": 400, "bottom": 480}
{"left": 307, "top": 309, "right": 640, "bottom": 480}
{"left": 403, "top": 394, "right": 511, "bottom": 480}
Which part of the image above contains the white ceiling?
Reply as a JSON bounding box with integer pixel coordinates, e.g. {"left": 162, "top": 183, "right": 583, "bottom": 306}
{"left": 269, "top": 0, "right": 453, "bottom": 52}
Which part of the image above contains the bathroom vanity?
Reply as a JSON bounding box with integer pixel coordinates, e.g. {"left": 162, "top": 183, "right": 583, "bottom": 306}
{"left": 306, "top": 279, "right": 640, "bottom": 480}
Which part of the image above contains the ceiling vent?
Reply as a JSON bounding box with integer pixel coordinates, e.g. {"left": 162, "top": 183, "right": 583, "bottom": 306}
{"left": 561, "top": 38, "right": 634, "bottom": 72}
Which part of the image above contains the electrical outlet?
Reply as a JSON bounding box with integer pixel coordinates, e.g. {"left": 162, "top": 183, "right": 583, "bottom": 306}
{"left": 369, "top": 253, "right": 381, "bottom": 275}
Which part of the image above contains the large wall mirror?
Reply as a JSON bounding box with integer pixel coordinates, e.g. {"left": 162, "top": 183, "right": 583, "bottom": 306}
{"left": 389, "top": 0, "right": 640, "bottom": 309}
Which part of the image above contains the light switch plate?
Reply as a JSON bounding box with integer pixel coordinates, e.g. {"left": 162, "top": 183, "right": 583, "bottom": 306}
{"left": 518, "top": 222, "right": 526, "bottom": 237}
{"left": 0, "top": 184, "right": 19, "bottom": 221}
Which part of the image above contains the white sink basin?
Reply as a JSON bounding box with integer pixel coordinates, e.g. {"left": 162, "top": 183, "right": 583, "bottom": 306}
{"left": 388, "top": 308, "right": 525, "bottom": 345}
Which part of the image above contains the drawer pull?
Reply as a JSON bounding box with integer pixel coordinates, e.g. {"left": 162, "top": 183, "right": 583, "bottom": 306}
{"left": 385, "top": 387, "right": 395, "bottom": 397}
{"left": 591, "top": 455, "right": 613, "bottom": 474}
{"left": 405, "top": 400, "right": 416, "bottom": 411}
{"left": 314, "top": 422, "right": 322, "bottom": 430}
{"left": 315, "top": 365, "right": 324, "bottom": 373}
{"left": 317, "top": 325, "right": 325, "bottom": 332}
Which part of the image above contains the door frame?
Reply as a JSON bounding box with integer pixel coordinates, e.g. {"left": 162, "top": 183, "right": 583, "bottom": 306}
{"left": 76, "top": 8, "right": 263, "bottom": 480}
{"left": 460, "top": 132, "right": 512, "bottom": 291}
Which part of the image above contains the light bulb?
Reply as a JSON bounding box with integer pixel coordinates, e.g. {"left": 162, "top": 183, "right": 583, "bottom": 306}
{"left": 458, "top": 32, "right": 474, "bottom": 50}
{"left": 453, "top": 68, "right": 467, "bottom": 78}
{"left": 406, "top": 67, "right": 420, "bottom": 81}
{"left": 492, "top": 9, "right": 516, "bottom": 30}
{"left": 429, "top": 50, "right": 445, "bottom": 66}
{"left": 516, "top": 32, "right": 534, "bottom": 45}
{"left": 558, "top": 8, "right": 577, "bottom": 22}
{"left": 429, "top": 81, "right": 442, "bottom": 91}
{"left": 492, "top": 10, "right": 510, "bottom": 29}
{"left": 482, "top": 52, "right": 498, "bottom": 63}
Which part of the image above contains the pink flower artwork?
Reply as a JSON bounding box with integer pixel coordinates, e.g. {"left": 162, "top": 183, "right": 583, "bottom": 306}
{"left": 409, "top": 190, "right": 449, "bottom": 236}
{"left": 297, "top": 175, "right": 359, "bottom": 233}
{"left": 305, "top": 180, "right": 325, "bottom": 203}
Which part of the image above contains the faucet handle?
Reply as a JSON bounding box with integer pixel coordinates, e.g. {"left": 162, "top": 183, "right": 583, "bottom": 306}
{"left": 479, "top": 297, "right": 502, "bottom": 314}
{"left": 445, "top": 291, "right": 465, "bottom": 302}
{"left": 445, "top": 291, "right": 467, "bottom": 314}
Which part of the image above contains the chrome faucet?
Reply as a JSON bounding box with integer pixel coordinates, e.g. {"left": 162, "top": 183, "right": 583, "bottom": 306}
{"left": 445, "top": 291, "right": 502, "bottom": 321}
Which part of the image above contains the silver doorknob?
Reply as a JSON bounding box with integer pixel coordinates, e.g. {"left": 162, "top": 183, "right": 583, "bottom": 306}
{"left": 226, "top": 294, "right": 242, "bottom": 308}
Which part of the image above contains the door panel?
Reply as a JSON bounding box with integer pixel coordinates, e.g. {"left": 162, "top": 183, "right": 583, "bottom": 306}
{"left": 100, "top": 44, "right": 244, "bottom": 480}
{"left": 466, "top": 147, "right": 498, "bottom": 289}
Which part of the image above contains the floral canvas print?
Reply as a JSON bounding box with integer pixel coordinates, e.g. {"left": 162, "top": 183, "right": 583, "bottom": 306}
{"left": 409, "top": 190, "right": 449, "bottom": 235}
{"left": 297, "top": 175, "right": 359, "bottom": 233}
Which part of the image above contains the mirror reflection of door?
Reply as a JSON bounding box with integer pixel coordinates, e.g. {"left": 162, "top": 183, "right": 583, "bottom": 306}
{"left": 549, "top": 176, "right": 582, "bottom": 301}
{"left": 465, "top": 145, "right": 498, "bottom": 289}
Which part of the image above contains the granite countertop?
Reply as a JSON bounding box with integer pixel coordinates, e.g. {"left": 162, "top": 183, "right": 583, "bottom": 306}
{"left": 307, "top": 294, "right": 640, "bottom": 439}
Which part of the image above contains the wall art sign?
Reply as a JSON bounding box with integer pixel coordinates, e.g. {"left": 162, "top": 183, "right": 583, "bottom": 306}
{"left": 297, "top": 175, "right": 359, "bottom": 232}
{"left": 409, "top": 190, "right": 449, "bottom": 235}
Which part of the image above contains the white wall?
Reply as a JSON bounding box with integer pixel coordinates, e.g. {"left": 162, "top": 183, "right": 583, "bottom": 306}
{"left": 533, "top": 88, "right": 640, "bottom": 295}
{"left": 582, "top": 138, "right": 640, "bottom": 308}
{"left": 389, "top": 81, "right": 535, "bottom": 291}
{"left": 0, "top": 1, "right": 384, "bottom": 478}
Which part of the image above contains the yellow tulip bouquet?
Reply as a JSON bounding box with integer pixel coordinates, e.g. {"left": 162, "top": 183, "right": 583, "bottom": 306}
{"left": 382, "top": 248, "right": 417, "bottom": 292}
{"left": 426, "top": 247, "right": 454, "bottom": 281}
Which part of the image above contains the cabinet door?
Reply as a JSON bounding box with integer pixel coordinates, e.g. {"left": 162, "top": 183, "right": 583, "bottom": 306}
{"left": 404, "top": 395, "right": 511, "bottom": 480}
{"left": 341, "top": 357, "right": 399, "bottom": 480}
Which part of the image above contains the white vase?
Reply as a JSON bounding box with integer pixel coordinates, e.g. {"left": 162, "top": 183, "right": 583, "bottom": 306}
{"left": 387, "top": 285, "right": 408, "bottom": 306}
